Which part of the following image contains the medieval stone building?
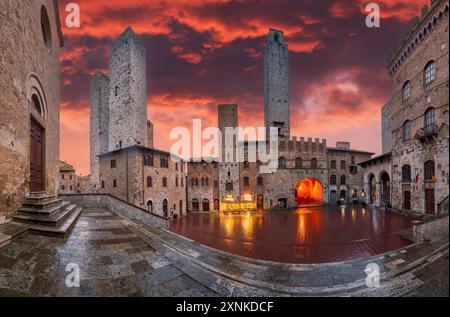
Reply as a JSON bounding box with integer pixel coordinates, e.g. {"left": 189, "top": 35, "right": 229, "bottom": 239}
{"left": 186, "top": 29, "right": 373, "bottom": 211}
{"left": 0, "top": 0, "right": 63, "bottom": 223}
{"left": 59, "top": 161, "right": 76, "bottom": 194}
{"left": 90, "top": 27, "right": 187, "bottom": 218}
{"left": 361, "top": 0, "right": 449, "bottom": 216}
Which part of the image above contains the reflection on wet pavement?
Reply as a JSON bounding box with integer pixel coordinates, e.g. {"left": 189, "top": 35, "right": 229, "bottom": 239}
{"left": 170, "top": 206, "right": 417, "bottom": 263}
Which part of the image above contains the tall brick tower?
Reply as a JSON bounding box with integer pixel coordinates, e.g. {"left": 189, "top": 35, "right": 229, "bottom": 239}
{"left": 89, "top": 72, "right": 110, "bottom": 188}
{"left": 218, "top": 104, "right": 240, "bottom": 201}
{"left": 264, "top": 28, "right": 290, "bottom": 139}
{"left": 108, "top": 27, "right": 148, "bottom": 151}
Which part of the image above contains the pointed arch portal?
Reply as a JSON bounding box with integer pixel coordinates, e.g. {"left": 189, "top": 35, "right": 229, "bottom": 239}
{"left": 295, "top": 178, "right": 323, "bottom": 206}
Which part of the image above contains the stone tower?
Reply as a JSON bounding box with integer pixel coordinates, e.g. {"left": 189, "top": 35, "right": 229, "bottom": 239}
{"left": 264, "top": 28, "right": 290, "bottom": 139}
{"left": 89, "top": 72, "right": 110, "bottom": 187}
{"left": 108, "top": 27, "right": 148, "bottom": 151}
{"left": 218, "top": 104, "right": 240, "bottom": 201}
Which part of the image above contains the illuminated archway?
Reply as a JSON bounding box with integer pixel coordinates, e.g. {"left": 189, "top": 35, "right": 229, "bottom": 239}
{"left": 295, "top": 178, "right": 323, "bottom": 206}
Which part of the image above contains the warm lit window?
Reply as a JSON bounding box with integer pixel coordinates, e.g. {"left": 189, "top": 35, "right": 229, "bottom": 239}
{"left": 424, "top": 61, "right": 436, "bottom": 86}
{"left": 402, "top": 120, "right": 411, "bottom": 142}
{"left": 402, "top": 81, "right": 411, "bottom": 101}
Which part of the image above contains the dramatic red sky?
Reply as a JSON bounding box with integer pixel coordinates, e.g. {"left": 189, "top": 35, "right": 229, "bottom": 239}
{"left": 58, "top": 0, "right": 427, "bottom": 175}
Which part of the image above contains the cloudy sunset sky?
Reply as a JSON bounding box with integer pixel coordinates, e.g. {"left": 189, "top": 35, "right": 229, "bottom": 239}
{"left": 58, "top": 0, "right": 427, "bottom": 175}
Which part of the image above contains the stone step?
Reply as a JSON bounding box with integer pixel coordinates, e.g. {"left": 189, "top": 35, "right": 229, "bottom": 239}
{"left": 0, "top": 223, "right": 28, "bottom": 248}
{"left": 22, "top": 196, "right": 62, "bottom": 209}
{"left": 12, "top": 203, "right": 77, "bottom": 227}
{"left": 25, "top": 207, "right": 83, "bottom": 237}
{"left": 16, "top": 200, "right": 70, "bottom": 215}
{"left": 27, "top": 192, "right": 54, "bottom": 199}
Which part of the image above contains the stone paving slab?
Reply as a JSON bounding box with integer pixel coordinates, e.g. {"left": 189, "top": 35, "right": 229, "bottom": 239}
{"left": 0, "top": 207, "right": 447, "bottom": 297}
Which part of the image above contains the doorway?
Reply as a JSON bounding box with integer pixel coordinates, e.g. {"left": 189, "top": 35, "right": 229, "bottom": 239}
{"left": 425, "top": 189, "right": 435, "bottom": 215}
{"left": 257, "top": 194, "right": 264, "bottom": 209}
{"left": 403, "top": 191, "right": 411, "bottom": 211}
{"left": 330, "top": 190, "right": 337, "bottom": 205}
{"left": 30, "top": 117, "right": 45, "bottom": 192}
{"left": 202, "top": 199, "right": 210, "bottom": 212}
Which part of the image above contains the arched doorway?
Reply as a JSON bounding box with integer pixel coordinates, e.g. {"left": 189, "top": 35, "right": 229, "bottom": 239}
{"left": 380, "top": 172, "right": 390, "bottom": 205}
{"left": 257, "top": 194, "right": 264, "bottom": 209}
{"left": 147, "top": 200, "right": 153, "bottom": 213}
{"left": 192, "top": 199, "right": 199, "bottom": 212}
{"left": 162, "top": 199, "right": 168, "bottom": 217}
{"left": 330, "top": 190, "right": 337, "bottom": 205}
{"left": 295, "top": 178, "right": 323, "bottom": 206}
{"left": 202, "top": 199, "right": 210, "bottom": 212}
{"left": 368, "top": 173, "right": 376, "bottom": 204}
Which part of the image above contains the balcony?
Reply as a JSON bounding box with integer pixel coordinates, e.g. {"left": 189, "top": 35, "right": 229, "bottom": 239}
{"left": 414, "top": 124, "right": 438, "bottom": 142}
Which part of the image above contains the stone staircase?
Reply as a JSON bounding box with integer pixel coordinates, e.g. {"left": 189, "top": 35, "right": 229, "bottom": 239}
{"left": 11, "top": 192, "right": 82, "bottom": 237}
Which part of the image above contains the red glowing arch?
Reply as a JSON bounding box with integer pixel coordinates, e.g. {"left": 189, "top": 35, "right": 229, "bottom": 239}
{"left": 295, "top": 178, "right": 323, "bottom": 206}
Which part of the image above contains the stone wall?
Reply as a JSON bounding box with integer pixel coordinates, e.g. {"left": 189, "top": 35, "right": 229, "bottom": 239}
{"left": 0, "top": 0, "right": 62, "bottom": 221}
{"left": 382, "top": 100, "right": 393, "bottom": 154}
{"left": 108, "top": 27, "right": 147, "bottom": 151}
{"left": 389, "top": 3, "right": 449, "bottom": 214}
{"left": 187, "top": 161, "right": 219, "bottom": 211}
{"left": 99, "top": 146, "right": 187, "bottom": 218}
{"left": 60, "top": 193, "right": 169, "bottom": 229}
{"left": 264, "top": 29, "right": 290, "bottom": 138}
{"left": 89, "top": 72, "right": 110, "bottom": 188}
{"left": 413, "top": 215, "right": 449, "bottom": 242}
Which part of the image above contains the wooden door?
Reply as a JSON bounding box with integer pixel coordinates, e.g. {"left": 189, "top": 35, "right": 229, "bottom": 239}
{"left": 30, "top": 117, "right": 44, "bottom": 192}
{"left": 403, "top": 191, "right": 411, "bottom": 211}
{"left": 257, "top": 195, "right": 264, "bottom": 209}
{"left": 425, "top": 189, "right": 435, "bottom": 215}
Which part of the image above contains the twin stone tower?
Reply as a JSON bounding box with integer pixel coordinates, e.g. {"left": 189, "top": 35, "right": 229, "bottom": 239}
{"left": 90, "top": 27, "right": 289, "bottom": 188}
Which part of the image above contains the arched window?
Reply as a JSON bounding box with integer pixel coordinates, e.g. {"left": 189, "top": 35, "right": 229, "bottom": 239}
{"left": 160, "top": 157, "right": 168, "bottom": 168}
{"left": 162, "top": 177, "right": 168, "bottom": 187}
{"left": 330, "top": 160, "right": 337, "bottom": 169}
{"left": 40, "top": 6, "right": 52, "bottom": 48}
{"left": 330, "top": 175, "right": 337, "bottom": 185}
{"left": 340, "top": 175, "right": 346, "bottom": 185}
{"left": 424, "top": 61, "right": 436, "bottom": 85}
{"left": 175, "top": 176, "right": 178, "bottom": 187}
{"left": 402, "top": 81, "right": 411, "bottom": 101}
{"left": 295, "top": 158, "right": 302, "bottom": 169}
{"left": 424, "top": 107, "right": 435, "bottom": 132}
{"left": 147, "top": 200, "right": 153, "bottom": 213}
{"left": 257, "top": 176, "right": 264, "bottom": 186}
{"left": 278, "top": 157, "right": 286, "bottom": 169}
{"left": 243, "top": 176, "right": 250, "bottom": 187}
{"left": 31, "top": 94, "right": 43, "bottom": 115}
{"left": 402, "top": 120, "right": 411, "bottom": 142}
{"left": 340, "top": 160, "right": 346, "bottom": 169}
{"left": 146, "top": 176, "right": 152, "bottom": 188}
{"left": 402, "top": 164, "right": 412, "bottom": 182}
{"left": 424, "top": 160, "right": 435, "bottom": 181}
